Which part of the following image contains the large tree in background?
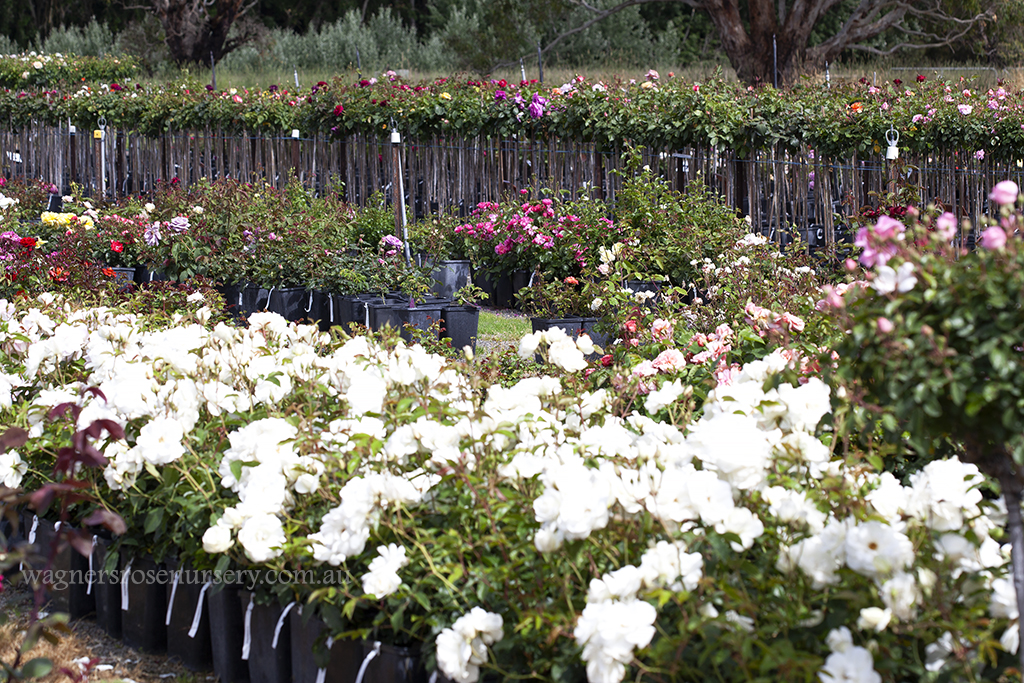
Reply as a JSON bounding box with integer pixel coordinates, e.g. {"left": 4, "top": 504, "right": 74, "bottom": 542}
{"left": 553, "top": 0, "right": 996, "bottom": 85}
{"left": 147, "top": 0, "right": 261, "bottom": 64}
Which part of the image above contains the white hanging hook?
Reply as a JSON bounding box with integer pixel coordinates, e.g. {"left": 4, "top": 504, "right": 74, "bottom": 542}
{"left": 885, "top": 125, "right": 899, "bottom": 147}
{"left": 98, "top": 116, "right": 107, "bottom": 131}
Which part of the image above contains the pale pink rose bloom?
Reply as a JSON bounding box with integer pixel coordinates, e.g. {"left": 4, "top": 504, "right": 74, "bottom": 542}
{"left": 652, "top": 348, "right": 687, "bottom": 373}
{"left": 876, "top": 317, "right": 895, "bottom": 334}
{"left": 935, "top": 212, "right": 957, "bottom": 240}
{"left": 714, "top": 323, "right": 734, "bottom": 341}
{"left": 651, "top": 318, "right": 674, "bottom": 341}
{"left": 989, "top": 180, "right": 1019, "bottom": 206}
{"left": 958, "top": 104, "right": 973, "bottom": 115}
{"left": 713, "top": 359, "right": 741, "bottom": 387}
{"left": 597, "top": 263, "right": 611, "bottom": 276}
{"left": 632, "top": 360, "right": 657, "bottom": 377}
{"left": 780, "top": 312, "right": 805, "bottom": 333}
{"left": 980, "top": 225, "right": 1007, "bottom": 249}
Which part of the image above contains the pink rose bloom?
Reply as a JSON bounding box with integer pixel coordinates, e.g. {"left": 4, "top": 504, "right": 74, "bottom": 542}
{"left": 713, "top": 360, "right": 741, "bottom": 387}
{"left": 935, "top": 212, "right": 957, "bottom": 240}
{"left": 980, "top": 225, "right": 1007, "bottom": 250}
{"left": 989, "top": 180, "right": 1019, "bottom": 206}
{"left": 632, "top": 360, "right": 657, "bottom": 377}
{"left": 780, "top": 312, "right": 805, "bottom": 333}
{"left": 652, "top": 348, "right": 687, "bottom": 373}
{"left": 958, "top": 104, "right": 973, "bottom": 115}
{"left": 872, "top": 215, "right": 905, "bottom": 240}
{"left": 713, "top": 323, "right": 734, "bottom": 341}
{"left": 876, "top": 317, "right": 894, "bottom": 334}
{"left": 651, "top": 318, "right": 674, "bottom": 341}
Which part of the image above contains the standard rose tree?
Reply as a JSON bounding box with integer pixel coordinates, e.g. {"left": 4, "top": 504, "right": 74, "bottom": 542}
{"left": 832, "top": 180, "right": 1024, "bottom": 672}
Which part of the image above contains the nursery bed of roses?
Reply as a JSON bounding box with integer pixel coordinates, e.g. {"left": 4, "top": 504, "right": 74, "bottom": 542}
{"left": 1, "top": 260, "right": 1023, "bottom": 682}
{"left": 3, "top": 62, "right": 1024, "bottom": 160}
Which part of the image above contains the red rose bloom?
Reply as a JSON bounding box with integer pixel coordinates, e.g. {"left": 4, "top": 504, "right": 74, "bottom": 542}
{"left": 19, "top": 237, "right": 36, "bottom": 248}
{"left": 111, "top": 240, "right": 124, "bottom": 253}
{"left": 102, "top": 267, "right": 115, "bottom": 277}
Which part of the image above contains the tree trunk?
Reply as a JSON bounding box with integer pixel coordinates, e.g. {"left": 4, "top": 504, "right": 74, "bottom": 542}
{"left": 998, "top": 467, "right": 1024, "bottom": 676}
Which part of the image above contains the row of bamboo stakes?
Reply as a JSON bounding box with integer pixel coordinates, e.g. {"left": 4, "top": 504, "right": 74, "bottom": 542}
{"left": 0, "top": 123, "right": 1018, "bottom": 248}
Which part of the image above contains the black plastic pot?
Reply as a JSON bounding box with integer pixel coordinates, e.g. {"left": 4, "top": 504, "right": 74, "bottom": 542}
{"left": 121, "top": 555, "right": 168, "bottom": 653}
{"left": 263, "top": 287, "right": 310, "bottom": 321}
{"left": 290, "top": 607, "right": 323, "bottom": 683}
{"left": 289, "top": 609, "right": 362, "bottom": 683}
{"left": 34, "top": 519, "right": 93, "bottom": 618}
{"left": 239, "top": 591, "right": 291, "bottom": 683}
{"left": 217, "top": 283, "right": 246, "bottom": 319}
{"left": 358, "top": 642, "right": 430, "bottom": 683}
{"left": 530, "top": 316, "right": 586, "bottom": 337}
{"left": 440, "top": 305, "right": 480, "bottom": 351}
{"left": 474, "top": 273, "right": 512, "bottom": 309}
{"left": 134, "top": 266, "right": 169, "bottom": 284}
{"left": 208, "top": 584, "right": 249, "bottom": 683}
{"left": 394, "top": 303, "right": 444, "bottom": 343}
{"left": 579, "top": 317, "right": 610, "bottom": 354}
{"left": 368, "top": 300, "right": 400, "bottom": 331}
{"left": 510, "top": 269, "right": 532, "bottom": 310}
{"left": 241, "top": 284, "right": 267, "bottom": 317}
{"left": 430, "top": 260, "right": 472, "bottom": 299}
{"left": 92, "top": 536, "right": 122, "bottom": 639}
{"left": 165, "top": 559, "right": 213, "bottom": 670}
{"left": 108, "top": 267, "right": 137, "bottom": 292}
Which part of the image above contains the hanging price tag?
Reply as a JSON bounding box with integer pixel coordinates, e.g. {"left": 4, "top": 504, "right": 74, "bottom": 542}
{"left": 93, "top": 129, "right": 103, "bottom": 140}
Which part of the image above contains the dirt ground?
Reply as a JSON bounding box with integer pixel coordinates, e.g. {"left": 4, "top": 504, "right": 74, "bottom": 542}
{"left": 0, "top": 583, "right": 201, "bottom": 683}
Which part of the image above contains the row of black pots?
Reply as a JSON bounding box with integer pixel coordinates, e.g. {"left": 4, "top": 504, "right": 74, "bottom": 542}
{"left": 10, "top": 515, "right": 442, "bottom": 683}
{"left": 212, "top": 286, "right": 481, "bottom": 352}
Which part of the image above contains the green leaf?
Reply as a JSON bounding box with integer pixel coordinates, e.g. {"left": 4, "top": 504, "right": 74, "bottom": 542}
{"left": 144, "top": 508, "right": 164, "bottom": 534}
{"left": 867, "top": 454, "right": 884, "bottom": 472}
{"left": 342, "top": 598, "right": 358, "bottom": 620}
{"left": 20, "top": 658, "right": 53, "bottom": 679}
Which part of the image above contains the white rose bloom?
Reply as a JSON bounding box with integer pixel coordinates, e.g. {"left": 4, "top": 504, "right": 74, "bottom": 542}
{"left": 435, "top": 608, "right": 504, "bottom": 683}
{"left": 237, "top": 513, "right": 286, "bottom": 563}
{"left": 787, "top": 519, "right": 850, "bottom": 588}
{"left": 856, "top": 607, "right": 892, "bottom": 633}
{"left": 638, "top": 540, "right": 702, "bottom": 592}
{"left": 879, "top": 572, "right": 920, "bottom": 620}
{"left": 134, "top": 416, "right": 186, "bottom": 466}
{"left": 687, "top": 412, "right": 774, "bottom": 492}
{"left": 202, "top": 525, "right": 234, "bottom": 554}
{"left": 588, "top": 565, "right": 643, "bottom": 603}
{"left": 574, "top": 600, "right": 657, "bottom": 683}
{"left": 361, "top": 544, "right": 408, "bottom": 598}
{"left": 777, "top": 377, "right": 831, "bottom": 433}
{"left": 844, "top": 521, "right": 914, "bottom": 579}
{"left": 819, "top": 645, "right": 882, "bottom": 683}
{"left": 644, "top": 379, "right": 685, "bottom": 413}
{"left": 534, "top": 525, "right": 564, "bottom": 553}
{"left": 0, "top": 450, "right": 27, "bottom": 487}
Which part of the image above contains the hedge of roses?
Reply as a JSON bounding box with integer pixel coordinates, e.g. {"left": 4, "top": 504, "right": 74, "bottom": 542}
{"left": 0, "top": 53, "right": 139, "bottom": 90}
{"left": 3, "top": 62, "right": 1024, "bottom": 161}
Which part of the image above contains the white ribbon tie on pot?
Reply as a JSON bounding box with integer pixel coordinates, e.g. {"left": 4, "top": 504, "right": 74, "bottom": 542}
{"left": 328, "top": 294, "right": 334, "bottom": 323}
{"left": 120, "top": 559, "right": 133, "bottom": 611}
{"left": 315, "top": 636, "right": 334, "bottom": 683}
{"left": 188, "top": 580, "right": 213, "bottom": 638}
{"left": 272, "top": 601, "right": 296, "bottom": 649}
{"left": 241, "top": 592, "right": 255, "bottom": 660}
{"left": 354, "top": 641, "right": 381, "bottom": 683}
{"left": 306, "top": 291, "right": 314, "bottom": 313}
{"left": 165, "top": 568, "right": 182, "bottom": 625}
{"left": 21, "top": 515, "right": 39, "bottom": 572}
{"left": 86, "top": 535, "right": 97, "bottom": 595}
